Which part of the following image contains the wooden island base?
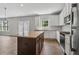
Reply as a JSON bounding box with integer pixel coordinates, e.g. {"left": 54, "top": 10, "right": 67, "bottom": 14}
{"left": 17, "top": 31, "right": 44, "bottom": 55}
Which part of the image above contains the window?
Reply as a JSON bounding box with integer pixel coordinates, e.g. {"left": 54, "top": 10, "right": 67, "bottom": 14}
{"left": 0, "top": 20, "right": 8, "bottom": 31}
{"left": 42, "top": 20, "right": 48, "bottom": 27}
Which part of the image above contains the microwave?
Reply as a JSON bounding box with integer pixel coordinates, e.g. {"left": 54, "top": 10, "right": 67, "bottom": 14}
{"left": 64, "top": 12, "right": 74, "bottom": 25}
{"left": 64, "top": 14, "right": 71, "bottom": 24}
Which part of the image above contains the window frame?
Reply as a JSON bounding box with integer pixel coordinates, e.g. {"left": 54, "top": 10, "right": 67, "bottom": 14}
{"left": 42, "top": 20, "right": 48, "bottom": 27}
{"left": 0, "top": 20, "right": 8, "bottom": 31}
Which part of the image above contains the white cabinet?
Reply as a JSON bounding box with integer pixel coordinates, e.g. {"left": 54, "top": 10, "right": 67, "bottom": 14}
{"left": 59, "top": 4, "right": 71, "bottom": 26}
{"left": 44, "top": 31, "right": 56, "bottom": 39}
{"left": 59, "top": 10, "right": 65, "bottom": 26}
{"left": 35, "top": 16, "right": 40, "bottom": 28}
{"left": 66, "top": 4, "right": 72, "bottom": 16}
{"left": 59, "top": 5, "right": 66, "bottom": 26}
{"left": 49, "top": 15, "right": 59, "bottom": 26}
{"left": 65, "top": 34, "right": 72, "bottom": 55}
{"left": 56, "top": 31, "right": 60, "bottom": 43}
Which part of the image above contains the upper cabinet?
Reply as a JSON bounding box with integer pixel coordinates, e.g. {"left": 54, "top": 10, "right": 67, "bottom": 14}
{"left": 49, "top": 15, "right": 59, "bottom": 26}
{"left": 59, "top": 8, "right": 65, "bottom": 26}
{"left": 59, "top": 4, "right": 71, "bottom": 26}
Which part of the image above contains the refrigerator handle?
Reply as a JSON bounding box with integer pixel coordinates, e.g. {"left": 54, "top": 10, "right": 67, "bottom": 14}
{"left": 70, "top": 35, "right": 77, "bottom": 51}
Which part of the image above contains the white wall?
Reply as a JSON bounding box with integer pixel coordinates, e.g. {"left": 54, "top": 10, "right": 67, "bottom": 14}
{"left": 0, "top": 18, "right": 18, "bottom": 35}
{"left": 0, "top": 16, "right": 35, "bottom": 35}
{"left": 7, "top": 17, "right": 18, "bottom": 35}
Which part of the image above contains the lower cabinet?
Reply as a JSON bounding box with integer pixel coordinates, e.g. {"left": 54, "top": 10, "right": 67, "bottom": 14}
{"left": 17, "top": 33, "right": 44, "bottom": 55}
{"left": 36, "top": 38, "right": 40, "bottom": 55}
{"left": 65, "top": 35, "right": 71, "bottom": 55}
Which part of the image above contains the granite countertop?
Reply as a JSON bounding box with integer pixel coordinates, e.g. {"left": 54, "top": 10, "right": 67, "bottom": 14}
{"left": 0, "top": 31, "right": 44, "bottom": 38}
{"left": 19, "top": 31, "right": 44, "bottom": 38}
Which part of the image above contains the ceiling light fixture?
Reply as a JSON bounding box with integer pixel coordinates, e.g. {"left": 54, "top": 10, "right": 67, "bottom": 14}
{"left": 4, "top": 8, "right": 7, "bottom": 20}
{"left": 20, "top": 4, "right": 24, "bottom": 7}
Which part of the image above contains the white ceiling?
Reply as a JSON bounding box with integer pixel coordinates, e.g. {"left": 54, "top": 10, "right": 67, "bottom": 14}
{"left": 0, "top": 3, "right": 65, "bottom": 18}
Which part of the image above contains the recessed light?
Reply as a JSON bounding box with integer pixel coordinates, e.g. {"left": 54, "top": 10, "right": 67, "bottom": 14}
{"left": 20, "top": 4, "right": 24, "bottom": 7}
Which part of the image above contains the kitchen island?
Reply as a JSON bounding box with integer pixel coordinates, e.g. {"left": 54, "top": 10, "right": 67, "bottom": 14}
{"left": 17, "top": 31, "right": 44, "bottom": 55}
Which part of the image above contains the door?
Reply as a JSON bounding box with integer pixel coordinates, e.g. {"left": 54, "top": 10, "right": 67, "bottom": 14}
{"left": 24, "top": 20, "right": 30, "bottom": 36}
{"left": 18, "top": 20, "right": 30, "bottom": 36}
{"left": 18, "top": 21, "right": 24, "bottom": 36}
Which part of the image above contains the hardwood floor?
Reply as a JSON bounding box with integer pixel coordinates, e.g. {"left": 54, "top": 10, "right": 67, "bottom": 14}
{"left": 0, "top": 36, "right": 17, "bottom": 55}
{"left": 0, "top": 36, "right": 63, "bottom": 55}
{"left": 41, "top": 39, "right": 64, "bottom": 55}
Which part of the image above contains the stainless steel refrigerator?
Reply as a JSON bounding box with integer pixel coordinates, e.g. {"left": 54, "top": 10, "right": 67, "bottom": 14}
{"left": 70, "top": 3, "right": 79, "bottom": 55}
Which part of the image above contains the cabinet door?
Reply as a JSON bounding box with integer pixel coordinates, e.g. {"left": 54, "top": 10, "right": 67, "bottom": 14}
{"left": 35, "top": 16, "right": 40, "bottom": 28}
{"left": 39, "top": 33, "right": 44, "bottom": 53}
{"left": 24, "top": 20, "right": 30, "bottom": 35}
{"left": 36, "top": 33, "right": 44, "bottom": 55}
{"left": 65, "top": 35, "right": 71, "bottom": 55}
{"left": 56, "top": 31, "right": 60, "bottom": 43}
{"left": 18, "top": 21, "right": 24, "bottom": 36}
{"left": 59, "top": 9, "right": 65, "bottom": 26}
{"left": 66, "top": 4, "right": 72, "bottom": 16}
{"left": 59, "top": 4, "right": 71, "bottom": 26}
{"left": 36, "top": 38, "right": 40, "bottom": 55}
{"left": 49, "top": 15, "right": 59, "bottom": 26}
{"left": 18, "top": 37, "right": 36, "bottom": 55}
